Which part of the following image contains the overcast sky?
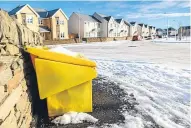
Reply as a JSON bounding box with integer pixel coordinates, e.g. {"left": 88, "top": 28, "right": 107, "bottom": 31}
{"left": 0, "top": 0, "right": 190, "bottom": 29}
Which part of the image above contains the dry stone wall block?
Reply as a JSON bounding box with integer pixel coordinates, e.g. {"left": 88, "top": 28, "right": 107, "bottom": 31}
{"left": 7, "top": 70, "right": 24, "bottom": 93}
{"left": 0, "top": 85, "right": 22, "bottom": 122}
{"left": 0, "top": 67, "right": 12, "bottom": 86}
{"left": 6, "top": 44, "right": 20, "bottom": 55}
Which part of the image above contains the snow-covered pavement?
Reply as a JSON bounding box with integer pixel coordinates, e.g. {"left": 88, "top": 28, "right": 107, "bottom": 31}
{"left": 152, "top": 37, "right": 191, "bottom": 43}
{"left": 48, "top": 41, "right": 190, "bottom": 128}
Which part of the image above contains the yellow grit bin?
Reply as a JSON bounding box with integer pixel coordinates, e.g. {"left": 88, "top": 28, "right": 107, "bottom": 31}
{"left": 25, "top": 46, "right": 97, "bottom": 117}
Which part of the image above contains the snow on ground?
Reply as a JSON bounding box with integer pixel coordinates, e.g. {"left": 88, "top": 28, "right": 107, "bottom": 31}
{"left": 49, "top": 46, "right": 78, "bottom": 57}
{"left": 95, "top": 59, "right": 190, "bottom": 128}
{"left": 153, "top": 37, "right": 191, "bottom": 43}
{"left": 48, "top": 40, "right": 190, "bottom": 128}
{"left": 52, "top": 112, "right": 98, "bottom": 125}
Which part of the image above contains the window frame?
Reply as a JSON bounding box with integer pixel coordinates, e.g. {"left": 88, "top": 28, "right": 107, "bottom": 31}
{"left": 26, "top": 16, "right": 33, "bottom": 24}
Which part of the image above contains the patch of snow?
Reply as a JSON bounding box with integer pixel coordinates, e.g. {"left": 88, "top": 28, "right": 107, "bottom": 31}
{"left": 51, "top": 112, "right": 98, "bottom": 125}
{"left": 152, "top": 37, "right": 191, "bottom": 43}
{"left": 49, "top": 46, "right": 78, "bottom": 57}
{"left": 95, "top": 59, "right": 191, "bottom": 128}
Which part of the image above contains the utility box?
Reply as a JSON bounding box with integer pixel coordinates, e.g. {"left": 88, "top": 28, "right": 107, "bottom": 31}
{"left": 25, "top": 47, "right": 97, "bottom": 117}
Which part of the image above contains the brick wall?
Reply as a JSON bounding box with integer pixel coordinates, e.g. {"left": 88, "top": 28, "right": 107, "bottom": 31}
{"left": 0, "top": 10, "right": 42, "bottom": 128}
{"left": 44, "top": 36, "right": 133, "bottom": 45}
{"left": 44, "top": 38, "right": 82, "bottom": 45}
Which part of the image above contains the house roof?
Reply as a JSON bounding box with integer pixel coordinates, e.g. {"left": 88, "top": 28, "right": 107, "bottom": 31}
{"left": 75, "top": 12, "right": 101, "bottom": 23}
{"left": 115, "top": 19, "right": 123, "bottom": 23}
{"left": 8, "top": 5, "right": 25, "bottom": 15}
{"left": 138, "top": 23, "right": 144, "bottom": 27}
{"left": 124, "top": 20, "right": 131, "bottom": 26}
{"left": 180, "top": 26, "right": 190, "bottom": 29}
{"left": 156, "top": 28, "right": 163, "bottom": 31}
{"left": 104, "top": 16, "right": 112, "bottom": 21}
{"left": 168, "top": 27, "right": 176, "bottom": 30}
{"left": 8, "top": 4, "right": 39, "bottom": 17}
{"left": 35, "top": 8, "right": 59, "bottom": 18}
{"left": 39, "top": 26, "right": 51, "bottom": 33}
{"left": 35, "top": 8, "right": 68, "bottom": 19}
{"left": 130, "top": 22, "right": 136, "bottom": 25}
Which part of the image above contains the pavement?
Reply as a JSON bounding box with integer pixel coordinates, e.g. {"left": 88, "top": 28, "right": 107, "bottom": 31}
{"left": 30, "top": 74, "right": 139, "bottom": 128}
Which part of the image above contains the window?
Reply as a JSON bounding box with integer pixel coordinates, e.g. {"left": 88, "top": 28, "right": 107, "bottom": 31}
{"left": 56, "top": 18, "right": 59, "bottom": 25}
{"left": 60, "top": 32, "right": 64, "bottom": 39}
{"left": 97, "top": 32, "right": 101, "bottom": 37}
{"left": 86, "top": 32, "right": 89, "bottom": 37}
{"left": 26, "top": 16, "right": 33, "bottom": 24}
{"left": 117, "top": 33, "right": 120, "bottom": 36}
{"left": 98, "top": 23, "right": 100, "bottom": 28}
{"left": 110, "top": 24, "right": 112, "bottom": 27}
{"left": 39, "top": 19, "right": 43, "bottom": 25}
{"left": 60, "top": 20, "right": 64, "bottom": 25}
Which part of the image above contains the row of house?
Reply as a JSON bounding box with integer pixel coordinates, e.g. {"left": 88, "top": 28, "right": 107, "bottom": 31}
{"left": 7, "top": 4, "right": 157, "bottom": 41}
{"left": 130, "top": 22, "right": 156, "bottom": 38}
{"left": 156, "top": 26, "right": 190, "bottom": 37}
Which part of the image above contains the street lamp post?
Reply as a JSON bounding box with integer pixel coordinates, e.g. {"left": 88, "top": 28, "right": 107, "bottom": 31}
{"left": 165, "top": 12, "right": 169, "bottom": 40}
{"left": 78, "top": 8, "right": 81, "bottom": 43}
{"left": 173, "top": 20, "right": 177, "bottom": 40}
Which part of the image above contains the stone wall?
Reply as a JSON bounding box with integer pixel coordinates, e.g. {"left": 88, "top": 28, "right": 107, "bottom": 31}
{"left": 0, "top": 10, "right": 42, "bottom": 128}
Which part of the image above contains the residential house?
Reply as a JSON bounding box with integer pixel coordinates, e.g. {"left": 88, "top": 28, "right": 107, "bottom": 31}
{"left": 178, "top": 26, "right": 190, "bottom": 37}
{"left": 35, "top": 8, "right": 69, "bottom": 40}
{"left": 163, "top": 29, "right": 167, "bottom": 36}
{"left": 138, "top": 23, "right": 146, "bottom": 37}
{"left": 149, "top": 26, "right": 153, "bottom": 36}
{"left": 124, "top": 21, "right": 131, "bottom": 36}
{"left": 168, "top": 27, "right": 177, "bottom": 36}
{"left": 129, "top": 22, "right": 141, "bottom": 36}
{"left": 144, "top": 24, "right": 150, "bottom": 37}
{"left": 156, "top": 28, "right": 164, "bottom": 37}
{"left": 8, "top": 4, "right": 39, "bottom": 32}
{"left": 93, "top": 13, "right": 121, "bottom": 37}
{"left": 115, "top": 19, "right": 130, "bottom": 37}
{"left": 68, "top": 12, "right": 101, "bottom": 38}
{"left": 149, "top": 26, "right": 157, "bottom": 37}
{"left": 152, "top": 27, "right": 156, "bottom": 36}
